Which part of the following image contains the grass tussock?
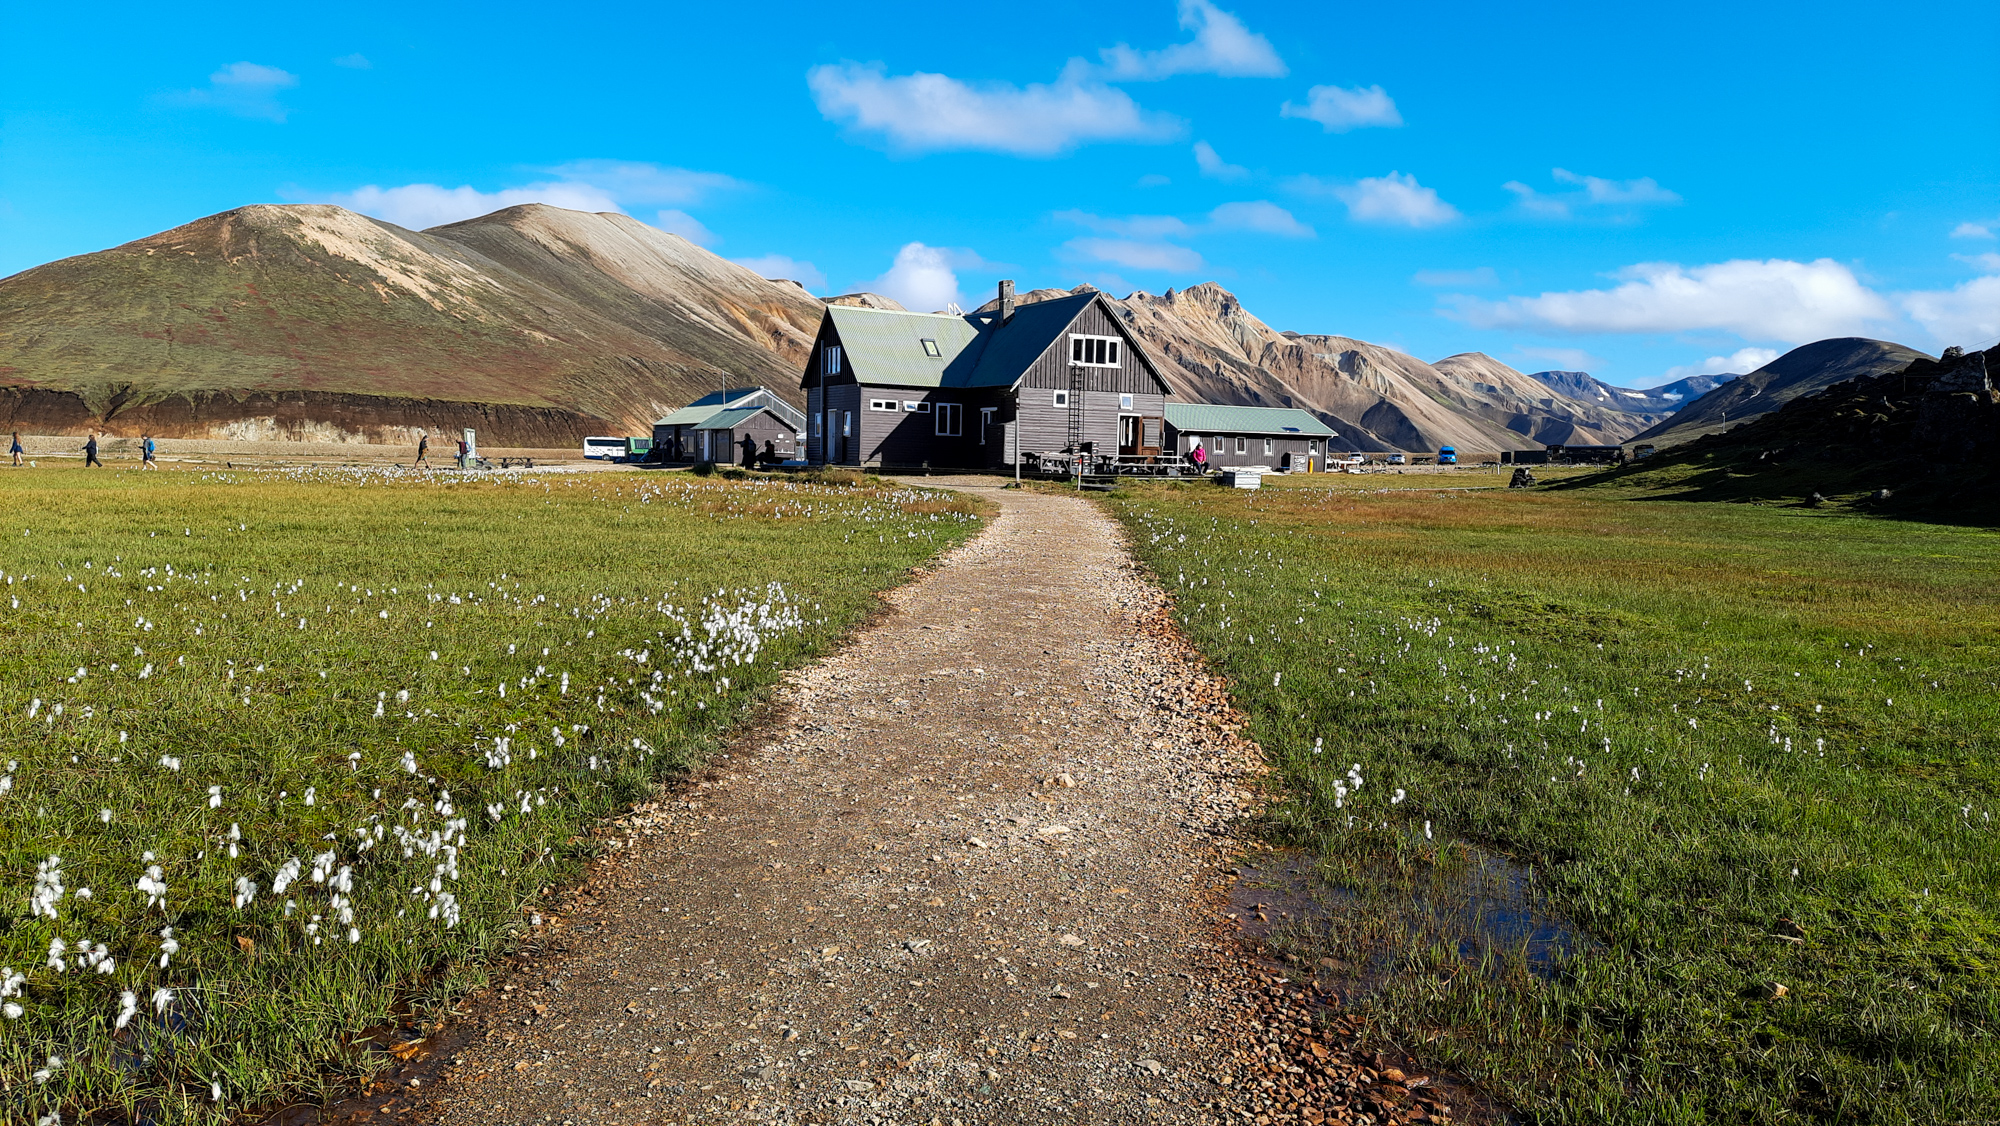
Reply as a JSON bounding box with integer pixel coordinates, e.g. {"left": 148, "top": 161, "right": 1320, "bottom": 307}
{"left": 0, "top": 464, "right": 979, "bottom": 1123}
{"left": 1113, "top": 479, "right": 1999, "bottom": 1125}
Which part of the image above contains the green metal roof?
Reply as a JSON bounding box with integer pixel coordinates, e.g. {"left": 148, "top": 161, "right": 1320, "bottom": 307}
{"left": 824, "top": 305, "right": 988, "bottom": 389}
{"left": 1163, "top": 403, "right": 1337, "bottom": 437}
{"left": 698, "top": 406, "right": 782, "bottom": 430}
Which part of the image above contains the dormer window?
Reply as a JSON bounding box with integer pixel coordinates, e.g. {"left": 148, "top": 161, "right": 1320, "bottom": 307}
{"left": 920, "top": 338, "right": 941, "bottom": 358}
{"left": 1069, "top": 334, "right": 1121, "bottom": 367}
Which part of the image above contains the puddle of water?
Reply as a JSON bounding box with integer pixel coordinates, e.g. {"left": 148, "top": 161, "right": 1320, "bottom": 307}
{"left": 1228, "top": 845, "right": 1597, "bottom": 999}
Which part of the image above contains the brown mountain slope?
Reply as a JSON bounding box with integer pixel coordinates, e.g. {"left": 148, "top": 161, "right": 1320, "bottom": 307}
{"left": 982, "top": 283, "right": 1657, "bottom": 452}
{"left": 0, "top": 204, "right": 822, "bottom": 443}
{"left": 1630, "top": 337, "right": 1932, "bottom": 447}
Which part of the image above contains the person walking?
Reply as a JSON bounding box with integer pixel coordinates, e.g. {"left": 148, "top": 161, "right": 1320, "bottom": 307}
{"left": 141, "top": 434, "right": 158, "bottom": 469}
{"left": 415, "top": 431, "right": 429, "bottom": 465}
{"left": 84, "top": 431, "right": 102, "bottom": 468}
{"left": 9, "top": 432, "right": 21, "bottom": 467}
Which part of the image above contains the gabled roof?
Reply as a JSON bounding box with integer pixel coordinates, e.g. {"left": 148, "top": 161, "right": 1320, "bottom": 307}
{"left": 814, "top": 290, "right": 1168, "bottom": 392}
{"left": 822, "top": 305, "right": 989, "bottom": 389}
{"left": 1164, "top": 403, "right": 1337, "bottom": 437}
{"left": 655, "top": 386, "right": 804, "bottom": 430}
{"left": 697, "top": 406, "right": 790, "bottom": 431}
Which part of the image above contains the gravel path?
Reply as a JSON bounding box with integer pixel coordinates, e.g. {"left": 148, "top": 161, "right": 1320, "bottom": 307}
{"left": 384, "top": 483, "right": 1283, "bottom": 1125}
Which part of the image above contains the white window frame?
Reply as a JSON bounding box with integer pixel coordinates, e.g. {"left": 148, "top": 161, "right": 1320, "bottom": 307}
{"left": 1211, "top": 436, "right": 1223, "bottom": 452}
{"left": 935, "top": 402, "right": 963, "bottom": 437}
{"left": 1052, "top": 389, "right": 1070, "bottom": 408}
{"left": 841, "top": 412, "right": 851, "bottom": 438}
{"left": 869, "top": 399, "right": 899, "bottom": 412}
{"left": 822, "top": 344, "right": 842, "bottom": 377}
{"left": 1120, "top": 392, "right": 1134, "bottom": 410}
{"left": 980, "top": 407, "right": 996, "bottom": 444}
{"left": 1068, "top": 334, "right": 1122, "bottom": 368}
{"left": 904, "top": 400, "right": 930, "bottom": 413}
{"left": 1264, "top": 437, "right": 1274, "bottom": 456}
{"left": 1236, "top": 436, "right": 1247, "bottom": 454}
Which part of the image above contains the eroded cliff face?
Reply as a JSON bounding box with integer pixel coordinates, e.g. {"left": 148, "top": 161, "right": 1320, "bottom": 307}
{"left": 0, "top": 386, "right": 609, "bottom": 446}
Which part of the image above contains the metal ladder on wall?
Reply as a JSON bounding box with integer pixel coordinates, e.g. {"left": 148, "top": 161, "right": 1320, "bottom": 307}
{"left": 1066, "top": 363, "right": 1087, "bottom": 476}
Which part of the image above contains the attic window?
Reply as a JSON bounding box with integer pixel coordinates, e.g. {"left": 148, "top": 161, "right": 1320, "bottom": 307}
{"left": 1069, "top": 334, "right": 1121, "bottom": 368}
{"left": 920, "top": 338, "right": 942, "bottom": 358}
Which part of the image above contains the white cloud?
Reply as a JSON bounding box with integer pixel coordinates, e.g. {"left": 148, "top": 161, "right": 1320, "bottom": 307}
{"left": 333, "top": 54, "right": 371, "bottom": 69}
{"left": 1308, "top": 172, "right": 1459, "bottom": 228}
{"left": 1454, "top": 259, "right": 1893, "bottom": 343}
{"left": 1504, "top": 168, "right": 1680, "bottom": 219}
{"left": 1207, "top": 200, "right": 1313, "bottom": 238}
{"left": 1193, "top": 141, "right": 1248, "bottom": 182}
{"left": 1902, "top": 275, "right": 2000, "bottom": 348}
{"left": 1062, "top": 238, "right": 1205, "bottom": 272}
{"left": 654, "top": 209, "right": 718, "bottom": 246}
{"left": 807, "top": 61, "right": 1179, "bottom": 156}
{"left": 1950, "top": 221, "right": 1995, "bottom": 240}
{"left": 1279, "top": 85, "right": 1401, "bottom": 132}
{"left": 176, "top": 62, "right": 298, "bottom": 123}
{"left": 1413, "top": 267, "right": 1497, "bottom": 287}
{"left": 1661, "top": 348, "right": 1781, "bottom": 382}
{"left": 1098, "top": 0, "right": 1286, "bottom": 80}
{"left": 862, "top": 242, "right": 987, "bottom": 311}
{"left": 1056, "top": 210, "right": 1193, "bottom": 239}
{"left": 733, "top": 254, "right": 827, "bottom": 291}
{"left": 330, "top": 182, "right": 623, "bottom": 230}
{"left": 1515, "top": 346, "right": 1603, "bottom": 372}
{"left": 322, "top": 160, "right": 742, "bottom": 233}
{"left": 1952, "top": 251, "right": 2000, "bottom": 272}
{"left": 1058, "top": 201, "right": 1311, "bottom": 240}
{"left": 546, "top": 161, "right": 740, "bottom": 206}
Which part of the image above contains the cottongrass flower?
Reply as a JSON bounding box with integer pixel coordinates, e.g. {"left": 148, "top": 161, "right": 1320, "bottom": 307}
{"left": 136, "top": 864, "right": 167, "bottom": 911}
{"left": 29, "top": 855, "right": 64, "bottom": 919}
{"left": 32, "top": 1054, "right": 61, "bottom": 1084}
{"left": 152, "top": 988, "right": 173, "bottom": 1014}
{"left": 114, "top": 989, "right": 137, "bottom": 1030}
{"left": 157, "top": 927, "right": 178, "bottom": 968}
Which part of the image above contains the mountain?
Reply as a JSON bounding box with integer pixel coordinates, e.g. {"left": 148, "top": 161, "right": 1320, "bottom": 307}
{"left": 1563, "top": 346, "right": 1999, "bottom": 522}
{"left": 0, "top": 204, "right": 823, "bottom": 444}
{"left": 0, "top": 201, "right": 1746, "bottom": 453}
{"left": 1528, "top": 370, "right": 1738, "bottom": 415}
{"left": 1630, "top": 338, "right": 1931, "bottom": 448}
{"left": 979, "top": 283, "right": 1662, "bottom": 452}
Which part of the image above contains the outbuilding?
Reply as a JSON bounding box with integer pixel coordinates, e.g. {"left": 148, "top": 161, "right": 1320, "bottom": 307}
{"left": 653, "top": 387, "right": 805, "bottom": 465}
{"left": 1163, "top": 403, "right": 1338, "bottom": 473}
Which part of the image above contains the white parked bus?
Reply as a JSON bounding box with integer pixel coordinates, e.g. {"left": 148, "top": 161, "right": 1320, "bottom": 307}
{"left": 582, "top": 436, "right": 626, "bottom": 460}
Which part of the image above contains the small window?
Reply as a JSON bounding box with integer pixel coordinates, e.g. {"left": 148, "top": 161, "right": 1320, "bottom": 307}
{"left": 920, "top": 338, "right": 941, "bottom": 358}
{"left": 904, "top": 400, "right": 930, "bottom": 413}
{"left": 1309, "top": 440, "right": 1319, "bottom": 454}
{"left": 842, "top": 412, "right": 851, "bottom": 438}
{"left": 1236, "top": 436, "right": 1247, "bottom": 454}
{"left": 813, "top": 414, "right": 822, "bottom": 436}
{"left": 1068, "top": 334, "right": 1122, "bottom": 368}
{"left": 870, "top": 399, "right": 898, "bottom": 411}
{"left": 1211, "top": 436, "right": 1222, "bottom": 452}
{"left": 1264, "top": 437, "right": 1274, "bottom": 456}
{"left": 822, "top": 344, "right": 843, "bottom": 376}
{"left": 1052, "top": 390, "right": 1070, "bottom": 408}
{"left": 1120, "top": 393, "right": 1134, "bottom": 410}
{"left": 935, "top": 402, "right": 963, "bottom": 437}
{"left": 979, "top": 406, "right": 996, "bottom": 445}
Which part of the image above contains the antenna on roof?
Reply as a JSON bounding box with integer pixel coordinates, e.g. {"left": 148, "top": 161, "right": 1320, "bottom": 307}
{"left": 944, "top": 302, "right": 963, "bottom": 315}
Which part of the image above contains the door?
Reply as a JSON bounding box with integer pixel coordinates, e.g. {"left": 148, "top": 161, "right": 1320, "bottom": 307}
{"left": 1118, "top": 414, "right": 1140, "bottom": 455}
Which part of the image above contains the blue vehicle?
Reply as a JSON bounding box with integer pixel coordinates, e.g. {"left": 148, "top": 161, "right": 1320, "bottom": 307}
{"left": 1438, "top": 445, "right": 1458, "bottom": 465}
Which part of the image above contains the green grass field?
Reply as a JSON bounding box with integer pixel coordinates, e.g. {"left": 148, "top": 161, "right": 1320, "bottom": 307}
{"left": 1113, "top": 476, "right": 1998, "bottom": 1125}
{"left": 0, "top": 464, "right": 978, "bottom": 1123}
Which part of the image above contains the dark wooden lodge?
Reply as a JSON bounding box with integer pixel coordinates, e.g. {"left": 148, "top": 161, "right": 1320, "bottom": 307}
{"left": 802, "top": 282, "right": 1172, "bottom": 470}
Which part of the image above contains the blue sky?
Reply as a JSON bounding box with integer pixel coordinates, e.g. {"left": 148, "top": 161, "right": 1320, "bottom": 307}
{"left": 3, "top": 0, "right": 1996, "bottom": 387}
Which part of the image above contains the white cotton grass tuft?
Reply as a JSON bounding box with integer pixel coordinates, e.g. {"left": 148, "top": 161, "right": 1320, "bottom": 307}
{"left": 115, "top": 989, "right": 138, "bottom": 1029}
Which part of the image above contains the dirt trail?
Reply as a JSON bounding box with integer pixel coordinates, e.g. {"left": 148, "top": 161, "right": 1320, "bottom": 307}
{"left": 397, "top": 482, "right": 1269, "bottom": 1125}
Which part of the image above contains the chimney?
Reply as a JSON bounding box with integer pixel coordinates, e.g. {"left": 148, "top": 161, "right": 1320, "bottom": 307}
{"left": 998, "top": 279, "right": 1015, "bottom": 324}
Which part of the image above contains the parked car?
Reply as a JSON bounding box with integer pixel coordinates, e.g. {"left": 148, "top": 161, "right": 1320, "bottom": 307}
{"left": 1387, "top": 453, "right": 1407, "bottom": 465}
